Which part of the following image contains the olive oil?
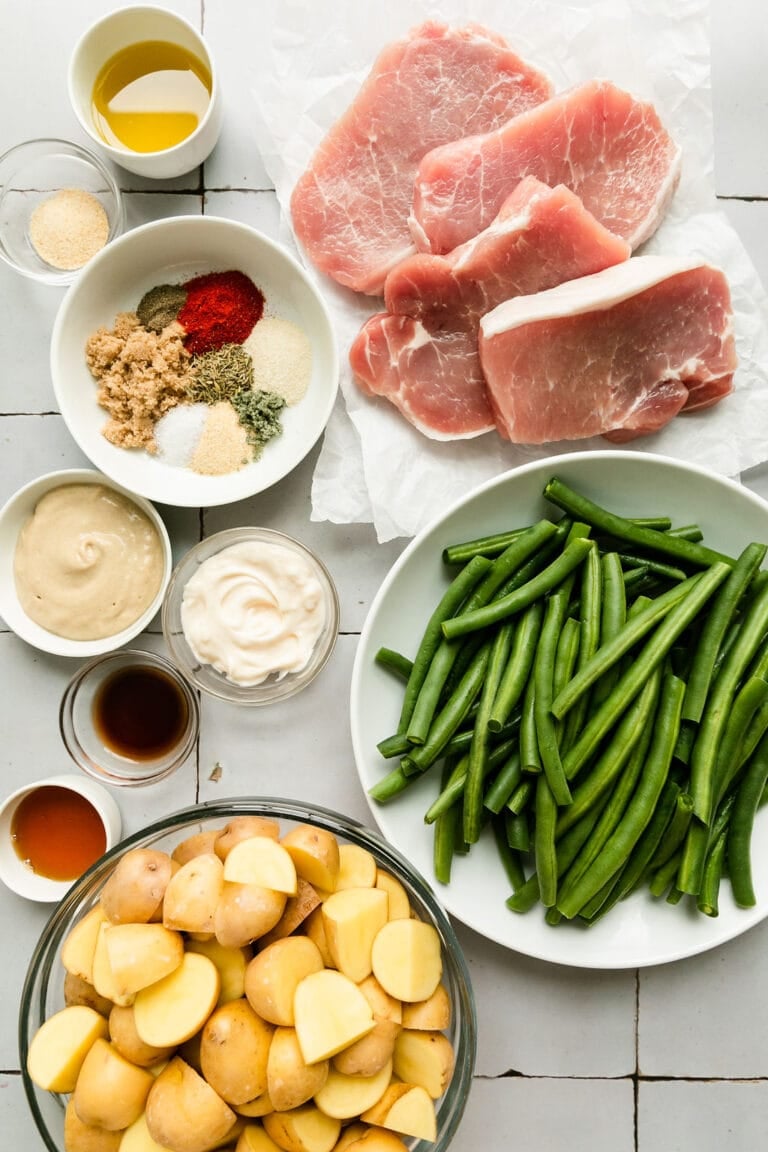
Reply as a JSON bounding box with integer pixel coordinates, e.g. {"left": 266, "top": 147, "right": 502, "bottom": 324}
{"left": 92, "top": 40, "right": 212, "bottom": 153}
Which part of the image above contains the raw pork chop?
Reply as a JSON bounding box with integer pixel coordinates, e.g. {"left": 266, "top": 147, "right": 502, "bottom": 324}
{"left": 290, "top": 21, "right": 552, "bottom": 295}
{"left": 411, "top": 80, "right": 682, "bottom": 256}
{"left": 478, "top": 256, "right": 736, "bottom": 445}
{"left": 350, "top": 178, "right": 631, "bottom": 439}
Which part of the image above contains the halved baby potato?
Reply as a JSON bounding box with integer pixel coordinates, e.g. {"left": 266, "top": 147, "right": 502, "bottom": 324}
{"left": 263, "top": 1105, "right": 340, "bottom": 1152}
{"left": 63, "top": 971, "right": 114, "bottom": 1018}
{"left": 267, "top": 1026, "right": 329, "bottom": 1112}
{"left": 342, "top": 1128, "right": 409, "bottom": 1152}
{"left": 163, "top": 854, "right": 225, "bottom": 934}
{"left": 336, "top": 846, "right": 377, "bottom": 891}
{"left": 281, "top": 826, "right": 341, "bottom": 893}
{"left": 172, "top": 829, "right": 220, "bottom": 866}
{"left": 61, "top": 904, "right": 109, "bottom": 984}
{"left": 313, "top": 1060, "right": 392, "bottom": 1120}
{"left": 145, "top": 1057, "right": 237, "bottom": 1152}
{"left": 186, "top": 937, "right": 253, "bottom": 1006}
{"left": 360, "top": 1083, "right": 437, "bottom": 1142}
{"left": 245, "top": 936, "right": 325, "bottom": 1027}
{"left": 293, "top": 970, "right": 375, "bottom": 1065}
{"left": 400, "top": 984, "right": 451, "bottom": 1032}
{"left": 321, "top": 889, "right": 388, "bottom": 984}
{"left": 257, "top": 879, "right": 322, "bottom": 948}
{"left": 134, "top": 952, "right": 220, "bottom": 1048}
{"left": 109, "top": 1004, "right": 176, "bottom": 1068}
{"left": 215, "top": 817, "right": 281, "bottom": 861}
{"left": 26, "top": 1004, "right": 108, "bottom": 1094}
{"left": 224, "top": 839, "right": 298, "bottom": 895}
{"left": 214, "top": 883, "right": 287, "bottom": 949}
{"left": 100, "top": 849, "right": 173, "bottom": 925}
{"left": 200, "top": 998, "right": 274, "bottom": 1105}
{"left": 374, "top": 873, "right": 410, "bottom": 922}
{"left": 73, "top": 1038, "right": 154, "bottom": 1131}
{"left": 63, "top": 1097, "right": 122, "bottom": 1152}
{"left": 236, "top": 1125, "right": 284, "bottom": 1152}
{"left": 392, "top": 1030, "right": 455, "bottom": 1099}
{"left": 104, "top": 923, "right": 184, "bottom": 998}
{"left": 371, "top": 921, "right": 442, "bottom": 1003}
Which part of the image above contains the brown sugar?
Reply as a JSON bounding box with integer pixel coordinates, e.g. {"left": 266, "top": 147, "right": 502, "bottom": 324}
{"left": 85, "top": 314, "right": 193, "bottom": 451}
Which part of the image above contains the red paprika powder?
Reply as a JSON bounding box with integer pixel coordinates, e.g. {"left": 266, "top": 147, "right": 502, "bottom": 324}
{"left": 178, "top": 270, "right": 264, "bottom": 355}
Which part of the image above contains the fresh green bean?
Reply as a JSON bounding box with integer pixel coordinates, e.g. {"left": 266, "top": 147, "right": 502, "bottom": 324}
{"left": 558, "top": 672, "right": 685, "bottom": 919}
{"left": 667, "top": 524, "right": 704, "bottom": 542}
{"left": 711, "top": 676, "right": 768, "bottom": 806}
{"left": 534, "top": 776, "right": 559, "bottom": 907}
{"left": 696, "top": 826, "right": 728, "bottom": 917}
{"left": 442, "top": 708, "right": 521, "bottom": 760}
{"left": 519, "top": 674, "right": 542, "bottom": 775}
{"left": 677, "top": 790, "right": 737, "bottom": 896}
{"left": 645, "top": 792, "right": 694, "bottom": 874}
{"left": 423, "top": 737, "right": 518, "bottom": 824}
{"left": 649, "top": 849, "right": 683, "bottom": 898}
{"left": 534, "top": 582, "right": 578, "bottom": 807}
{"left": 727, "top": 730, "right": 768, "bottom": 907}
{"left": 441, "top": 537, "right": 594, "bottom": 641}
{"left": 690, "top": 575, "right": 768, "bottom": 822}
{"left": 375, "top": 647, "right": 414, "bottom": 681}
{"left": 591, "top": 552, "right": 626, "bottom": 704}
{"left": 484, "top": 750, "right": 523, "bottom": 815}
{"left": 672, "top": 721, "right": 696, "bottom": 766}
{"left": 492, "top": 818, "right": 526, "bottom": 892}
{"left": 401, "top": 643, "right": 491, "bottom": 776}
{"left": 464, "top": 626, "right": 513, "bottom": 843}
{"left": 562, "top": 543, "right": 602, "bottom": 753}
{"left": 488, "top": 601, "right": 543, "bottom": 732}
{"left": 621, "top": 564, "right": 651, "bottom": 590}
{"left": 506, "top": 807, "right": 604, "bottom": 913}
{"left": 507, "top": 778, "right": 534, "bottom": 815}
{"left": 376, "top": 733, "right": 412, "bottom": 759}
{"left": 616, "top": 553, "right": 688, "bottom": 582}
{"left": 552, "top": 574, "right": 703, "bottom": 720}
{"left": 442, "top": 527, "right": 528, "bottom": 566}
{"left": 369, "top": 764, "right": 410, "bottom": 803}
{"left": 433, "top": 759, "right": 460, "bottom": 885}
{"left": 505, "top": 809, "right": 530, "bottom": 853}
{"left": 543, "top": 477, "right": 733, "bottom": 568}
{"left": 561, "top": 565, "right": 729, "bottom": 781}
{"left": 554, "top": 617, "right": 582, "bottom": 702}
{"left": 682, "top": 542, "right": 767, "bottom": 724}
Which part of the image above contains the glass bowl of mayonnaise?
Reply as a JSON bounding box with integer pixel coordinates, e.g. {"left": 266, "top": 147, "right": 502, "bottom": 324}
{"left": 162, "top": 527, "right": 340, "bottom": 704}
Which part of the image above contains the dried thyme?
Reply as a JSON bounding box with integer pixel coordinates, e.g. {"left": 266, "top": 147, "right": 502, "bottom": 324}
{"left": 231, "top": 388, "right": 286, "bottom": 454}
{"left": 186, "top": 342, "right": 254, "bottom": 403}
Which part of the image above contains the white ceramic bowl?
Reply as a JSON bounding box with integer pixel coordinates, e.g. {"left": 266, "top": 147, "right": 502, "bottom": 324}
{"left": 352, "top": 450, "right": 768, "bottom": 969}
{"left": 51, "top": 215, "right": 339, "bottom": 507}
{"left": 68, "top": 5, "right": 223, "bottom": 179}
{"left": 0, "top": 468, "right": 172, "bottom": 657}
{"left": 0, "top": 774, "right": 121, "bottom": 902}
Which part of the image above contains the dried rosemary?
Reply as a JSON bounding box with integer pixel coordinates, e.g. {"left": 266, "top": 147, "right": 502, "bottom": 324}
{"left": 231, "top": 389, "right": 286, "bottom": 454}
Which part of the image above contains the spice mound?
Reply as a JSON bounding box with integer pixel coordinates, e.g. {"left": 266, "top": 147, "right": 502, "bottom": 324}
{"left": 13, "top": 483, "right": 165, "bottom": 641}
{"left": 85, "top": 267, "right": 311, "bottom": 476}
{"left": 29, "top": 188, "right": 109, "bottom": 271}
{"left": 180, "top": 539, "right": 328, "bottom": 686}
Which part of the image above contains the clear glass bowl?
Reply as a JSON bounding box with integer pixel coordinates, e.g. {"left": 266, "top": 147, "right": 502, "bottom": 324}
{"left": 59, "top": 649, "right": 200, "bottom": 787}
{"left": 162, "top": 527, "right": 340, "bottom": 705}
{"left": 0, "top": 138, "right": 123, "bottom": 284}
{"left": 19, "top": 798, "right": 477, "bottom": 1152}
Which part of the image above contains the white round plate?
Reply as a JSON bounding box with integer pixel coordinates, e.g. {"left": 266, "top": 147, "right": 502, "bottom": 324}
{"left": 51, "top": 215, "right": 338, "bottom": 507}
{"left": 351, "top": 451, "right": 768, "bottom": 968}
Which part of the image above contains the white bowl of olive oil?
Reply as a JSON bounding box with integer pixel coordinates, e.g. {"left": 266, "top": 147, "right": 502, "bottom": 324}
{"left": 68, "top": 5, "right": 223, "bottom": 179}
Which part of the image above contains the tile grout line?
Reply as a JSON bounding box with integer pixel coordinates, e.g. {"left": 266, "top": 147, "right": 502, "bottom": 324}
{"left": 634, "top": 968, "right": 640, "bottom": 1152}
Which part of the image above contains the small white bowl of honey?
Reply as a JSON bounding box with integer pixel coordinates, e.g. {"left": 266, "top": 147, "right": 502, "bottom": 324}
{"left": 0, "top": 775, "right": 121, "bottom": 902}
{"left": 68, "top": 6, "right": 223, "bottom": 179}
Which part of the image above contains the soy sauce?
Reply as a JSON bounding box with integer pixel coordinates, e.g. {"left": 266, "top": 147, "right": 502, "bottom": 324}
{"left": 93, "top": 665, "right": 188, "bottom": 761}
{"left": 12, "top": 787, "right": 106, "bottom": 880}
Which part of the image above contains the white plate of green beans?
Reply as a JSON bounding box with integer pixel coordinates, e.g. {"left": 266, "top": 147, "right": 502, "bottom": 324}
{"left": 351, "top": 450, "right": 768, "bottom": 967}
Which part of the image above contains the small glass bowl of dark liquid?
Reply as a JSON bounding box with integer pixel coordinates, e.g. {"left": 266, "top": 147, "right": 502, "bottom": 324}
{"left": 59, "top": 649, "right": 199, "bottom": 786}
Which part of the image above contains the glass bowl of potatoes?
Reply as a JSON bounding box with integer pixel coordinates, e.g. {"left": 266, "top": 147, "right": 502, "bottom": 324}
{"left": 19, "top": 797, "right": 476, "bottom": 1152}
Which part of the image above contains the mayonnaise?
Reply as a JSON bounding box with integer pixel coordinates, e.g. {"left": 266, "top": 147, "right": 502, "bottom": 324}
{"left": 180, "top": 540, "right": 327, "bottom": 686}
{"left": 13, "top": 484, "right": 165, "bottom": 640}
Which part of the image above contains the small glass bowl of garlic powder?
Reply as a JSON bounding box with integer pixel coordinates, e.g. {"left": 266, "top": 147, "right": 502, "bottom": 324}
{"left": 162, "top": 527, "right": 339, "bottom": 704}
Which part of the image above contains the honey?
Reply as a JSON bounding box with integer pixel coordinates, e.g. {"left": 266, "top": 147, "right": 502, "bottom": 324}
{"left": 12, "top": 786, "right": 106, "bottom": 881}
{"left": 92, "top": 665, "right": 189, "bottom": 762}
{"left": 91, "top": 40, "right": 212, "bottom": 153}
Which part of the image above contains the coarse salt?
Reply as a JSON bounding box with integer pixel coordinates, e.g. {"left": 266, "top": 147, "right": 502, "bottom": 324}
{"left": 243, "top": 317, "right": 312, "bottom": 405}
{"left": 154, "top": 403, "right": 208, "bottom": 467}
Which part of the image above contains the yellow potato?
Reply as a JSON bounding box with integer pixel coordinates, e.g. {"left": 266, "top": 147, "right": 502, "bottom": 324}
{"left": 341, "top": 1129, "right": 408, "bottom": 1152}
{"left": 281, "top": 826, "right": 341, "bottom": 893}
{"left": 360, "top": 1084, "right": 436, "bottom": 1142}
{"left": 109, "top": 1005, "right": 176, "bottom": 1068}
{"left": 172, "top": 830, "right": 221, "bottom": 866}
{"left": 373, "top": 873, "right": 410, "bottom": 922}
{"left": 215, "top": 817, "right": 281, "bottom": 860}
{"left": 236, "top": 1126, "right": 283, "bottom": 1152}
{"left": 266, "top": 1026, "right": 328, "bottom": 1112}
{"left": 91, "top": 922, "right": 134, "bottom": 1008}
{"left": 257, "top": 879, "right": 322, "bottom": 948}
{"left": 215, "top": 884, "right": 287, "bottom": 950}
{"left": 163, "top": 854, "right": 225, "bottom": 934}
{"left": 62, "top": 905, "right": 109, "bottom": 983}
{"left": 63, "top": 1097, "right": 122, "bottom": 1152}
{"left": 293, "top": 970, "right": 375, "bottom": 1065}
{"left": 233, "top": 1093, "right": 275, "bottom": 1119}
{"left": 330, "top": 1124, "right": 368, "bottom": 1152}
{"left": 336, "top": 846, "right": 376, "bottom": 891}
{"left": 331, "top": 1020, "right": 400, "bottom": 1080}
{"left": 105, "top": 923, "right": 185, "bottom": 998}
{"left": 392, "top": 1030, "right": 454, "bottom": 1099}
{"left": 302, "top": 907, "right": 334, "bottom": 968}
{"left": 186, "top": 938, "right": 253, "bottom": 1006}
{"left": 134, "top": 952, "right": 220, "bottom": 1048}
{"left": 244, "top": 937, "right": 324, "bottom": 1027}
{"left": 63, "top": 971, "right": 113, "bottom": 1018}
{"left": 200, "top": 999, "right": 274, "bottom": 1105}
{"left": 356, "top": 977, "right": 402, "bottom": 1026}
{"left": 263, "top": 1106, "right": 340, "bottom": 1152}
{"left": 400, "top": 984, "right": 451, "bottom": 1031}
{"left": 313, "top": 1061, "right": 392, "bottom": 1120}
{"left": 73, "top": 1039, "right": 154, "bottom": 1131}
{"left": 370, "top": 921, "right": 442, "bottom": 1003}
{"left": 223, "top": 839, "right": 297, "bottom": 895}
{"left": 321, "top": 889, "right": 388, "bottom": 984}
{"left": 145, "top": 1057, "right": 237, "bottom": 1152}
{"left": 26, "top": 1004, "right": 108, "bottom": 1094}
{"left": 179, "top": 1030, "right": 204, "bottom": 1074}
{"left": 100, "top": 849, "right": 173, "bottom": 925}
{"left": 115, "top": 1111, "right": 172, "bottom": 1152}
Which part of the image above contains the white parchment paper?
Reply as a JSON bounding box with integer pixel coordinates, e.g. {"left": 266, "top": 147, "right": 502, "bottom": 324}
{"left": 247, "top": 0, "right": 768, "bottom": 541}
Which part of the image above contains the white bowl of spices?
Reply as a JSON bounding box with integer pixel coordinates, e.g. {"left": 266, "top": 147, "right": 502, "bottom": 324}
{"left": 0, "top": 138, "right": 123, "bottom": 285}
{"left": 162, "top": 527, "right": 340, "bottom": 704}
{"left": 51, "top": 214, "right": 339, "bottom": 507}
{"left": 0, "top": 468, "right": 171, "bottom": 657}
{"left": 0, "top": 774, "right": 121, "bottom": 902}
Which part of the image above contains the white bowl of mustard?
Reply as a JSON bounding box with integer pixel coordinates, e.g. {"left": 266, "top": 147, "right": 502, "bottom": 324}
{"left": 0, "top": 469, "right": 171, "bottom": 657}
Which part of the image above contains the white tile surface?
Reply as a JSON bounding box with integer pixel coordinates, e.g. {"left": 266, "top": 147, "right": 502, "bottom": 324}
{"left": 638, "top": 1081, "right": 768, "bottom": 1152}
{"left": 3, "top": 2, "right": 768, "bottom": 1150}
